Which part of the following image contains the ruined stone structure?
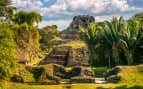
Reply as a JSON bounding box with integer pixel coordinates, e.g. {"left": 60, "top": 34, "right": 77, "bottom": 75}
{"left": 40, "top": 15, "right": 96, "bottom": 68}
{"left": 60, "top": 15, "right": 95, "bottom": 43}
{"left": 39, "top": 15, "right": 96, "bottom": 83}
{"left": 40, "top": 46, "right": 89, "bottom": 67}
{"left": 67, "top": 15, "right": 95, "bottom": 30}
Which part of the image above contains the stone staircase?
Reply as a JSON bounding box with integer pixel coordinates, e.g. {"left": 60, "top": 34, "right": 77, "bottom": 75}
{"left": 40, "top": 46, "right": 70, "bottom": 66}
{"left": 40, "top": 46, "right": 89, "bottom": 67}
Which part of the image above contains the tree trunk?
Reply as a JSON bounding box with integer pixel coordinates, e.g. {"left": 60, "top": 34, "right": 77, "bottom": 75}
{"left": 88, "top": 45, "right": 95, "bottom": 69}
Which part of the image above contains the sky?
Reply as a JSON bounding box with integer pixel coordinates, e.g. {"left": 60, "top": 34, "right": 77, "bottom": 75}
{"left": 12, "top": 0, "right": 143, "bottom": 30}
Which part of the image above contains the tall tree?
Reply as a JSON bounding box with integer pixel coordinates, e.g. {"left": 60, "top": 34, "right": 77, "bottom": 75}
{"left": 0, "top": 0, "right": 16, "bottom": 22}
{"left": 13, "top": 23, "right": 40, "bottom": 65}
{"left": 0, "top": 21, "right": 17, "bottom": 79}
{"left": 80, "top": 23, "right": 101, "bottom": 68}
{"left": 39, "top": 25, "right": 60, "bottom": 53}
{"left": 12, "top": 11, "right": 42, "bottom": 26}
{"left": 101, "top": 17, "right": 127, "bottom": 66}
{"left": 0, "top": 0, "right": 11, "bottom": 6}
{"left": 122, "top": 18, "right": 143, "bottom": 65}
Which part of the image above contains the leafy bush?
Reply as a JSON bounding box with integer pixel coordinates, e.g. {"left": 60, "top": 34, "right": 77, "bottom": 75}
{"left": 11, "top": 74, "right": 24, "bottom": 83}
{"left": 107, "top": 75, "right": 121, "bottom": 83}
{"left": 0, "top": 22, "right": 17, "bottom": 80}
{"left": 104, "top": 67, "right": 121, "bottom": 77}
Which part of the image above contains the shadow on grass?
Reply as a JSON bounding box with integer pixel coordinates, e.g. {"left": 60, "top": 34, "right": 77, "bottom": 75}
{"left": 97, "top": 85, "right": 143, "bottom": 89}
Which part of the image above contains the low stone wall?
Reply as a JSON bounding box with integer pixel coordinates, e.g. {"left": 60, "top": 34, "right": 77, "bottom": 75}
{"left": 71, "top": 77, "right": 95, "bottom": 83}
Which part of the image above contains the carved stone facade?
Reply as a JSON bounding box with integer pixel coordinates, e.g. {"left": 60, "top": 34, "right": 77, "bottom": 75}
{"left": 40, "top": 46, "right": 89, "bottom": 67}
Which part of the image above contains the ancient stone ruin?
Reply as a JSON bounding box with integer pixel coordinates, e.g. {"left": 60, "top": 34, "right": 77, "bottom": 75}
{"left": 60, "top": 15, "right": 95, "bottom": 43}
{"left": 67, "top": 15, "right": 95, "bottom": 30}
{"left": 40, "top": 46, "right": 89, "bottom": 67}
{"left": 40, "top": 15, "right": 96, "bottom": 83}
{"left": 41, "top": 15, "right": 95, "bottom": 67}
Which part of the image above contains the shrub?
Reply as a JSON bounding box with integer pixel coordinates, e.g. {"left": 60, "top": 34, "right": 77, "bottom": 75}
{"left": 0, "top": 22, "right": 17, "bottom": 80}
{"left": 104, "top": 67, "right": 121, "bottom": 77}
{"left": 11, "top": 75, "right": 24, "bottom": 83}
{"left": 107, "top": 75, "right": 121, "bottom": 83}
{"left": 0, "top": 66, "right": 6, "bottom": 79}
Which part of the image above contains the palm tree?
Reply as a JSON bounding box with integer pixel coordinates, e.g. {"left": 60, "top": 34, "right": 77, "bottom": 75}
{"left": 101, "top": 17, "right": 127, "bottom": 66}
{"left": 101, "top": 16, "right": 143, "bottom": 66}
{"left": 28, "top": 12, "right": 42, "bottom": 26}
{"left": 12, "top": 11, "right": 42, "bottom": 26}
{"left": 132, "top": 12, "right": 143, "bottom": 23}
{"left": 122, "top": 18, "right": 143, "bottom": 65}
{"left": 80, "top": 23, "right": 101, "bottom": 68}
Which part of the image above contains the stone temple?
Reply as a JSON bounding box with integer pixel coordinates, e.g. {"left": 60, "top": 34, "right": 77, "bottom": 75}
{"left": 60, "top": 15, "right": 95, "bottom": 43}
{"left": 41, "top": 15, "right": 95, "bottom": 66}
{"left": 40, "top": 46, "right": 89, "bottom": 67}
{"left": 40, "top": 15, "right": 96, "bottom": 83}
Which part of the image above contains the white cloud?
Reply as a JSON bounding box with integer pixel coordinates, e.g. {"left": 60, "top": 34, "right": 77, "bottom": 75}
{"left": 47, "top": 0, "right": 139, "bottom": 14}
{"left": 12, "top": 0, "right": 139, "bottom": 16}
{"left": 12, "top": 0, "right": 141, "bottom": 30}
{"left": 38, "top": 20, "right": 71, "bottom": 30}
{"left": 12, "top": 0, "right": 45, "bottom": 15}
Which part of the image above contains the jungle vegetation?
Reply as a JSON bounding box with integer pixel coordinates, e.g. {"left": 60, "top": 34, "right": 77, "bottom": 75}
{"left": 0, "top": 0, "right": 143, "bottom": 85}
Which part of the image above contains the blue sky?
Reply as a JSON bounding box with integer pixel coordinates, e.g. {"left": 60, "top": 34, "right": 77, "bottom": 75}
{"left": 12, "top": 0, "right": 143, "bottom": 30}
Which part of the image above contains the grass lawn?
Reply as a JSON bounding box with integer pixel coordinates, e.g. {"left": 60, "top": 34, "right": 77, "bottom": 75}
{"left": 1, "top": 64, "right": 143, "bottom": 89}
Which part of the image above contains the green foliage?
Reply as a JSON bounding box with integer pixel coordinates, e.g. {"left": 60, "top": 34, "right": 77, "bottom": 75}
{"left": 79, "top": 15, "right": 143, "bottom": 67}
{"left": 39, "top": 25, "right": 60, "bottom": 53}
{"left": 119, "top": 65, "right": 143, "bottom": 85}
{"left": 12, "top": 11, "right": 42, "bottom": 26}
{"left": 58, "top": 41, "right": 86, "bottom": 49}
{"left": 0, "top": 21, "right": 17, "bottom": 80}
{"left": 32, "top": 67, "right": 45, "bottom": 81}
{"left": 0, "top": 0, "right": 16, "bottom": 22}
{"left": 80, "top": 22, "right": 102, "bottom": 67}
{"left": 93, "top": 67, "right": 108, "bottom": 75}
{"left": 0, "top": 0, "right": 11, "bottom": 6}
{"left": 15, "top": 64, "right": 35, "bottom": 82}
{"left": 99, "top": 17, "right": 128, "bottom": 66}
{"left": 13, "top": 23, "right": 40, "bottom": 64}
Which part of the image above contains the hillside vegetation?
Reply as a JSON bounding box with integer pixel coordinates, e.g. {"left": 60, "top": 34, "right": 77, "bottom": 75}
{"left": 1, "top": 0, "right": 143, "bottom": 89}
{"left": 1, "top": 65, "right": 143, "bottom": 89}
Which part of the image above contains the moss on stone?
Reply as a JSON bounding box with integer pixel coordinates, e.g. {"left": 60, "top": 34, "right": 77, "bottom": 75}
{"left": 58, "top": 41, "right": 86, "bottom": 49}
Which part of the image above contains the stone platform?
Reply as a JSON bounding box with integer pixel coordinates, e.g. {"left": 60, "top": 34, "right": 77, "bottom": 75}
{"left": 40, "top": 46, "right": 89, "bottom": 67}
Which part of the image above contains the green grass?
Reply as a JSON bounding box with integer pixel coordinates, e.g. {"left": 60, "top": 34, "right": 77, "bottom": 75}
{"left": 118, "top": 65, "right": 143, "bottom": 85}
{"left": 2, "top": 81, "right": 143, "bottom": 89}
{"left": 93, "top": 67, "right": 108, "bottom": 75}
{"left": 65, "top": 67, "right": 72, "bottom": 72}
{"left": 1, "top": 65, "right": 143, "bottom": 89}
{"left": 58, "top": 41, "right": 86, "bottom": 49}
{"left": 16, "top": 64, "right": 36, "bottom": 83}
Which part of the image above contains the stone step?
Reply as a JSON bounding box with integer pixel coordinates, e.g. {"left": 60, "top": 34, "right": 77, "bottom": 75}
{"left": 47, "top": 58, "right": 66, "bottom": 61}
{"left": 48, "top": 60, "right": 65, "bottom": 62}
{"left": 60, "top": 79, "right": 70, "bottom": 84}
{"left": 94, "top": 78, "right": 106, "bottom": 84}
{"left": 49, "top": 56, "right": 66, "bottom": 60}
{"left": 95, "top": 74, "right": 104, "bottom": 77}
{"left": 52, "top": 51, "right": 69, "bottom": 55}
{"left": 48, "top": 60, "right": 65, "bottom": 65}
{"left": 52, "top": 55, "right": 67, "bottom": 56}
